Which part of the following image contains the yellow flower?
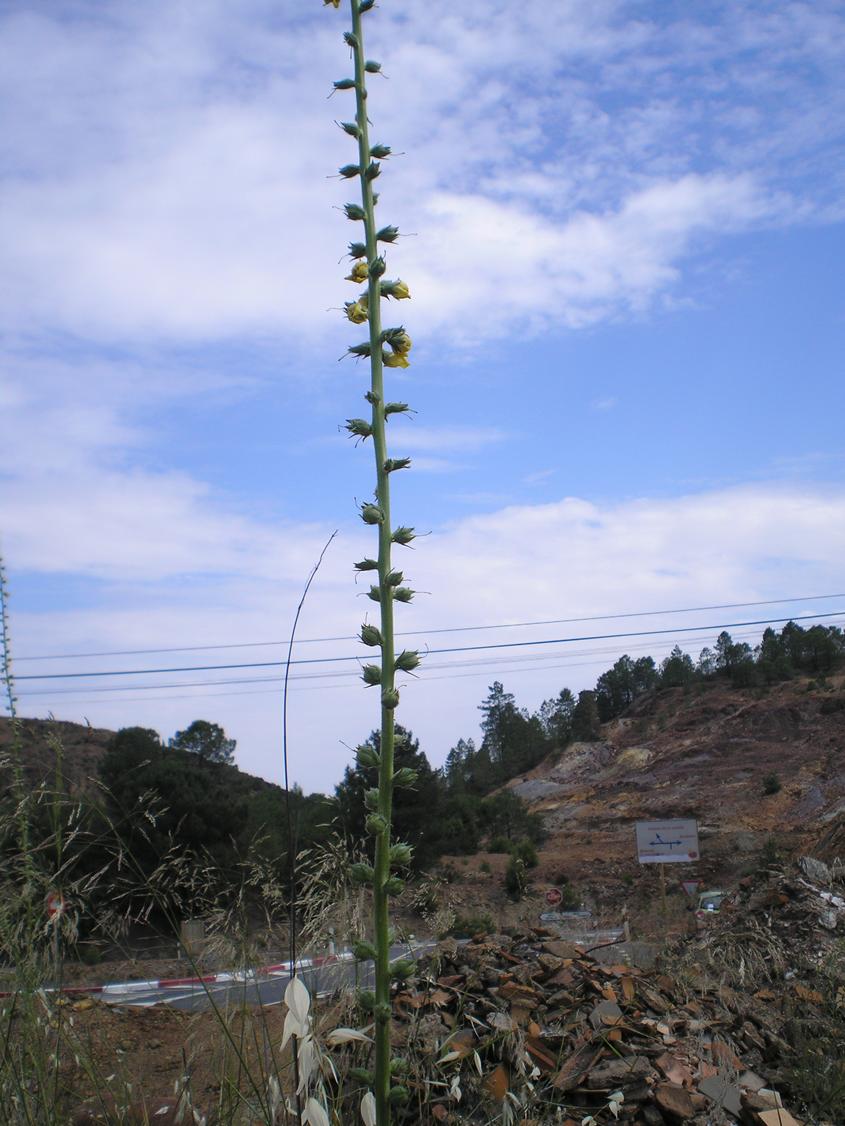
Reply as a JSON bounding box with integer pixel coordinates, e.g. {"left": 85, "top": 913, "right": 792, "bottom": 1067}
{"left": 391, "top": 331, "right": 411, "bottom": 354}
{"left": 323, "top": 0, "right": 340, "bottom": 8}
{"left": 345, "top": 298, "right": 369, "bottom": 324}
{"left": 383, "top": 351, "right": 410, "bottom": 368}
{"left": 345, "top": 261, "right": 369, "bottom": 284}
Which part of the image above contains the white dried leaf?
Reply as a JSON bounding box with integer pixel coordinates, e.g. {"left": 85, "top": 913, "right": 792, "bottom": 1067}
{"left": 281, "top": 1009, "right": 307, "bottom": 1052}
{"left": 285, "top": 974, "right": 311, "bottom": 1024}
{"left": 326, "top": 1027, "right": 373, "bottom": 1046}
{"left": 473, "top": 1050, "right": 483, "bottom": 1077}
{"left": 297, "top": 1036, "right": 316, "bottom": 1093}
{"left": 303, "top": 1097, "right": 330, "bottom": 1126}
{"left": 437, "top": 1050, "right": 462, "bottom": 1065}
{"left": 608, "top": 1090, "right": 624, "bottom": 1119}
{"left": 360, "top": 1091, "right": 377, "bottom": 1126}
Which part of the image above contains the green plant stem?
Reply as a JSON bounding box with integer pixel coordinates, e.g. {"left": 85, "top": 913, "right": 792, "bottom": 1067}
{"left": 350, "top": 3, "right": 395, "bottom": 1120}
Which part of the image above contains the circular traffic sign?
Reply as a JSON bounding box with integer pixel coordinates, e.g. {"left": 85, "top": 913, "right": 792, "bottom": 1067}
{"left": 545, "top": 887, "right": 562, "bottom": 906}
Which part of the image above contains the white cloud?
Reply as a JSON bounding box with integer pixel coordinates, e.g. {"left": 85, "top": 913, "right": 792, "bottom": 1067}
{"left": 9, "top": 481, "right": 845, "bottom": 791}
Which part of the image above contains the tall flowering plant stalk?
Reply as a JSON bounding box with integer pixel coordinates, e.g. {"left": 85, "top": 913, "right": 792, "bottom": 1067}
{"left": 323, "top": 1, "right": 419, "bottom": 1122}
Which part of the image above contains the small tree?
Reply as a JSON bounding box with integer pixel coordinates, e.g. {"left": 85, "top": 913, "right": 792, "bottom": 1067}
{"left": 169, "top": 720, "right": 236, "bottom": 765}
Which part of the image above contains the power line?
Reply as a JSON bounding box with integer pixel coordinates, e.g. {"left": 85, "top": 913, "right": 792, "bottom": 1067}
{"left": 14, "top": 592, "right": 844, "bottom": 662}
{"left": 13, "top": 610, "right": 844, "bottom": 682}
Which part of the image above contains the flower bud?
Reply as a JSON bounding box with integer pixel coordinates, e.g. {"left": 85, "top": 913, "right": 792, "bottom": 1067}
{"left": 350, "top": 863, "right": 375, "bottom": 886}
{"left": 354, "top": 557, "right": 378, "bottom": 571}
{"left": 391, "top": 526, "right": 416, "bottom": 545}
{"left": 384, "top": 876, "right": 404, "bottom": 896}
{"left": 347, "top": 341, "right": 372, "bottom": 357}
{"left": 323, "top": 0, "right": 340, "bottom": 8}
{"left": 364, "top": 59, "right": 381, "bottom": 73}
{"left": 385, "top": 570, "right": 403, "bottom": 585}
{"left": 368, "top": 255, "right": 386, "bottom": 278}
{"left": 377, "top": 225, "right": 399, "bottom": 243}
{"left": 369, "top": 143, "right": 392, "bottom": 159}
{"left": 389, "top": 959, "right": 415, "bottom": 981}
{"left": 384, "top": 457, "right": 411, "bottom": 473}
{"left": 361, "top": 663, "right": 382, "bottom": 686}
{"left": 359, "top": 623, "right": 382, "bottom": 647}
{"left": 352, "top": 940, "right": 377, "bottom": 961}
{"left": 364, "top": 787, "right": 380, "bottom": 810}
{"left": 345, "top": 261, "right": 369, "bottom": 283}
{"left": 390, "top": 329, "right": 412, "bottom": 354}
{"left": 389, "top": 1086, "right": 410, "bottom": 1106}
{"left": 366, "top": 812, "right": 388, "bottom": 835}
{"left": 394, "top": 650, "right": 420, "bottom": 673}
{"left": 364, "top": 160, "right": 381, "bottom": 180}
{"left": 390, "top": 1058, "right": 409, "bottom": 1076}
{"left": 365, "top": 390, "right": 381, "bottom": 405}
{"left": 333, "top": 78, "right": 356, "bottom": 91}
{"left": 389, "top": 842, "right": 413, "bottom": 867}
{"left": 356, "top": 743, "right": 380, "bottom": 768}
{"left": 343, "top": 31, "right": 358, "bottom": 48}
{"left": 384, "top": 402, "right": 410, "bottom": 416}
{"left": 359, "top": 0, "right": 375, "bottom": 10}
{"left": 393, "top": 767, "right": 418, "bottom": 787}
{"left": 345, "top": 418, "right": 372, "bottom": 439}
{"left": 393, "top": 587, "right": 414, "bottom": 602}
{"left": 381, "top": 687, "right": 400, "bottom": 709}
{"left": 367, "top": 585, "right": 381, "bottom": 602}
{"left": 348, "top": 241, "right": 367, "bottom": 259}
{"left": 338, "top": 163, "right": 360, "bottom": 179}
{"left": 350, "top": 1068, "right": 374, "bottom": 1086}
{"left": 339, "top": 121, "right": 360, "bottom": 139}
{"left": 343, "top": 202, "right": 366, "bottom": 220}
{"left": 360, "top": 503, "right": 383, "bottom": 525}
{"left": 358, "top": 991, "right": 375, "bottom": 1012}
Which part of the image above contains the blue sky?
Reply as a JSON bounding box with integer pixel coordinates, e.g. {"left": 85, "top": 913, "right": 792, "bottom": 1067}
{"left": 1, "top": 0, "right": 844, "bottom": 792}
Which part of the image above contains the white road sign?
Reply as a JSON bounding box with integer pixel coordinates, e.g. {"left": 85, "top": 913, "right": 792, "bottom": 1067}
{"left": 635, "top": 819, "right": 699, "bottom": 864}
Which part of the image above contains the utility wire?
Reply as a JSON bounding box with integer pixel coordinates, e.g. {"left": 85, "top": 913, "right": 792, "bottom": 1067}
{"left": 14, "top": 609, "right": 844, "bottom": 682}
{"left": 14, "top": 592, "right": 844, "bottom": 662}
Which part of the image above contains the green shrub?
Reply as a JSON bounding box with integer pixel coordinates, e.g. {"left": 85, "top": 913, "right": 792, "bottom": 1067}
{"left": 488, "top": 835, "right": 511, "bottom": 854}
{"left": 504, "top": 856, "right": 527, "bottom": 899}
{"left": 762, "top": 772, "right": 782, "bottom": 795}
{"left": 449, "top": 912, "right": 493, "bottom": 938}
{"left": 510, "top": 838, "right": 538, "bottom": 868}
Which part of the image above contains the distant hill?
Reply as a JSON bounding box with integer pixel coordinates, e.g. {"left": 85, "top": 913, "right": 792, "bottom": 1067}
{"left": 503, "top": 673, "right": 845, "bottom": 886}
{"left": 0, "top": 716, "right": 114, "bottom": 792}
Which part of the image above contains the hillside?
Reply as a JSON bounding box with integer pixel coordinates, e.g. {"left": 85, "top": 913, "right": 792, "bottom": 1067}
{"left": 502, "top": 673, "right": 845, "bottom": 893}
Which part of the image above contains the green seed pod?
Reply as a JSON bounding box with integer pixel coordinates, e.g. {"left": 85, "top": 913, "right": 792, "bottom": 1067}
{"left": 360, "top": 503, "right": 383, "bottom": 524}
{"left": 367, "top": 585, "right": 381, "bottom": 602}
{"left": 345, "top": 418, "right": 372, "bottom": 440}
{"left": 389, "top": 959, "right": 415, "bottom": 981}
{"left": 393, "top": 767, "right": 418, "bottom": 787}
{"left": 385, "top": 570, "right": 403, "bottom": 586}
{"left": 389, "top": 842, "right": 413, "bottom": 867}
{"left": 394, "top": 649, "right": 420, "bottom": 673}
{"left": 384, "top": 457, "right": 411, "bottom": 473}
{"left": 364, "top": 59, "right": 381, "bottom": 73}
{"left": 343, "top": 31, "right": 358, "bottom": 48}
{"left": 355, "top": 743, "right": 380, "bottom": 769}
{"left": 365, "top": 389, "right": 381, "bottom": 405}
{"left": 350, "top": 1068, "right": 374, "bottom": 1085}
{"left": 366, "top": 812, "right": 388, "bottom": 835}
{"left": 381, "top": 687, "right": 400, "bottom": 710}
{"left": 358, "top": 991, "right": 375, "bottom": 1012}
{"left": 338, "top": 163, "right": 361, "bottom": 179}
{"left": 350, "top": 863, "right": 375, "bottom": 886}
{"left": 377, "top": 225, "right": 400, "bottom": 243}
{"left": 347, "top": 241, "right": 367, "bottom": 259}
{"left": 393, "top": 730, "right": 408, "bottom": 747}
{"left": 353, "top": 940, "right": 377, "bottom": 961}
{"left": 393, "top": 587, "right": 414, "bottom": 603}
{"left": 343, "top": 202, "right": 366, "bottom": 220}
{"left": 364, "top": 160, "right": 381, "bottom": 180}
{"left": 368, "top": 255, "right": 387, "bottom": 278}
{"left": 347, "top": 341, "right": 372, "bottom": 357}
{"left": 364, "top": 787, "right": 380, "bottom": 810}
{"left": 390, "top": 1058, "right": 409, "bottom": 1075}
{"left": 391, "top": 526, "right": 416, "bottom": 546}
{"left": 354, "top": 557, "right": 378, "bottom": 571}
{"left": 374, "top": 1002, "right": 392, "bottom": 1024}
{"left": 361, "top": 663, "right": 382, "bottom": 686}
{"left": 389, "top": 1086, "right": 410, "bottom": 1106}
{"left": 384, "top": 402, "right": 411, "bottom": 416}
{"left": 339, "top": 121, "right": 361, "bottom": 139}
{"left": 359, "top": 623, "right": 382, "bottom": 647}
{"left": 359, "top": 0, "right": 375, "bottom": 11}
{"left": 333, "top": 78, "right": 357, "bottom": 92}
{"left": 384, "top": 877, "right": 404, "bottom": 898}
{"left": 369, "top": 143, "right": 392, "bottom": 159}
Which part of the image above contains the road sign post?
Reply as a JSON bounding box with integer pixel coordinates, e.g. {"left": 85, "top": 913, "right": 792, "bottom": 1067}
{"left": 635, "top": 820, "right": 699, "bottom": 864}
